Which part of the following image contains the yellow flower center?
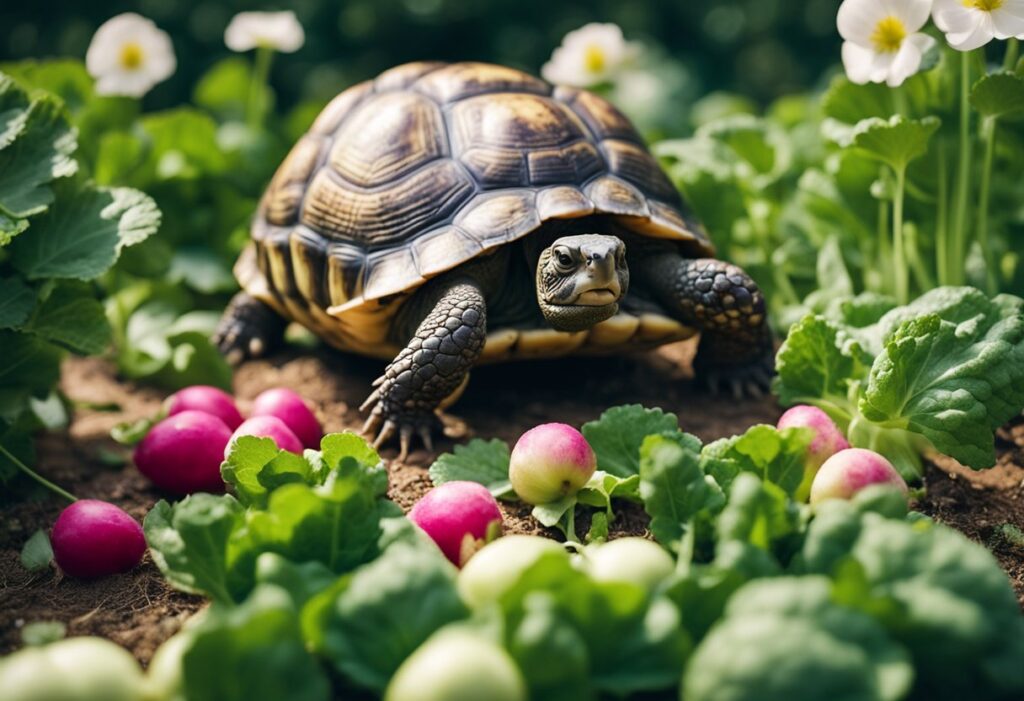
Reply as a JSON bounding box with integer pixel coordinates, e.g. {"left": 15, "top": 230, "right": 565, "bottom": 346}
{"left": 963, "top": 0, "right": 1003, "bottom": 10}
{"left": 870, "top": 16, "right": 907, "bottom": 53}
{"left": 583, "top": 45, "right": 606, "bottom": 74}
{"left": 119, "top": 42, "right": 145, "bottom": 70}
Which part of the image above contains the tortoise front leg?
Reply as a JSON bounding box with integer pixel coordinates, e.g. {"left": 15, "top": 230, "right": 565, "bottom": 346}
{"left": 361, "top": 277, "right": 487, "bottom": 459}
{"left": 214, "top": 292, "right": 287, "bottom": 364}
{"left": 638, "top": 254, "right": 774, "bottom": 397}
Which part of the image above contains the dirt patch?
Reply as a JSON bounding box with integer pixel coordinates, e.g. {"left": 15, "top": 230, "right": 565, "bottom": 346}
{"left": 1, "top": 340, "right": 1022, "bottom": 660}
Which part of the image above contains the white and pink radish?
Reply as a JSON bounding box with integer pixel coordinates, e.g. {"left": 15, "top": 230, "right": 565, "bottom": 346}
{"left": 777, "top": 405, "right": 850, "bottom": 471}
{"left": 165, "top": 385, "right": 243, "bottom": 430}
{"left": 810, "top": 448, "right": 908, "bottom": 505}
{"left": 134, "top": 410, "right": 233, "bottom": 494}
{"left": 584, "top": 537, "right": 674, "bottom": 592}
{"left": 226, "top": 415, "right": 304, "bottom": 457}
{"left": 457, "top": 535, "right": 567, "bottom": 609}
{"left": 409, "top": 481, "right": 503, "bottom": 566}
{"left": 508, "top": 422, "right": 596, "bottom": 505}
{"left": 251, "top": 387, "right": 322, "bottom": 449}
{"left": 51, "top": 500, "right": 146, "bottom": 579}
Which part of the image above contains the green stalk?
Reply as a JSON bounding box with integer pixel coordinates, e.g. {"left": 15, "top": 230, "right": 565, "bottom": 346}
{"left": 951, "top": 50, "right": 974, "bottom": 286}
{"left": 1004, "top": 38, "right": 1020, "bottom": 71}
{"left": 976, "top": 116, "right": 998, "bottom": 294}
{"left": 893, "top": 166, "right": 908, "bottom": 304}
{"left": 936, "top": 139, "right": 949, "bottom": 285}
{"left": 0, "top": 444, "right": 76, "bottom": 503}
{"left": 247, "top": 46, "right": 275, "bottom": 129}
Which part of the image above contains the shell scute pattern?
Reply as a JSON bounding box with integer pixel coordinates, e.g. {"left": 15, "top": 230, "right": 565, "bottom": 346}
{"left": 241, "top": 61, "right": 711, "bottom": 353}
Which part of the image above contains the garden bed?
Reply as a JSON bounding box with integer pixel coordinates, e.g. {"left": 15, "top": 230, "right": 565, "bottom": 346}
{"left": 2, "top": 340, "right": 1022, "bottom": 663}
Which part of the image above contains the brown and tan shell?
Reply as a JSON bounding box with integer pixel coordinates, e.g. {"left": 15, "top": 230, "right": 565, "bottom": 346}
{"left": 237, "top": 61, "right": 710, "bottom": 360}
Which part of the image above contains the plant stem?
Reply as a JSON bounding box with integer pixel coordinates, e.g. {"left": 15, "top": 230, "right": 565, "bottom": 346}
{"left": 976, "top": 116, "right": 998, "bottom": 294}
{"left": 951, "top": 50, "right": 973, "bottom": 286}
{"left": 936, "top": 139, "right": 949, "bottom": 285}
{"left": 1004, "top": 38, "right": 1020, "bottom": 71}
{"left": 0, "top": 444, "right": 76, "bottom": 503}
{"left": 893, "top": 166, "right": 909, "bottom": 304}
{"left": 247, "top": 47, "right": 274, "bottom": 129}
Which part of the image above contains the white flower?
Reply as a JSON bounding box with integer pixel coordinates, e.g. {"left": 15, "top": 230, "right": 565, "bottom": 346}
{"left": 225, "top": 11, "right": 305, "bottom": 53}
{"left": 541, "top": 23, "right": 639, "bottom": 87}
{"left": 933, "top": 0, "right": 1024, "bottom": 50}
{"left": 837, "top": 0, "right": 936, "bottom": 87}
{"left": 85, "top": 13, "right": 176, "bottom": 97}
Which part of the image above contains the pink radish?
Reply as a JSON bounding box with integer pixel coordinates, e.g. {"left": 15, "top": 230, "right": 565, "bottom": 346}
{"left": 777, "top": 405, "right": 850, "bottom": 472}
{"left": 51, "top": 500, "right": 146, "bottom": 578}
{"left": 409, "top": 481, "right": 503, "bottom": 566}
{"left": 165, "top": 385, "right": 243, "bottom": 429}
{"left": 810, "top": 448, "right": 908, "bottom": 505}
{"left": 226, "top": 415, "right": 304, "bottom": 457}
{"left": 509, "top": 423, "right": 596, "bottom": 505}
{"left": 251, "top": 388, "right": 322, "bottom": 449}
{"left": 134, "top": 410, "right": 232, "bottom": 494}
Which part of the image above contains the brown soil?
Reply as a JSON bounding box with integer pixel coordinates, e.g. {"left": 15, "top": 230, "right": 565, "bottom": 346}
{"left": 2, "top": 340, "right": 1022, "bottom": 661}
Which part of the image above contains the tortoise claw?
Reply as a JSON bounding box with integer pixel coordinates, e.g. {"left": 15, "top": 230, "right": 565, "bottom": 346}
{"left": 360, "top": 387, "right": 383, "bottom": 413}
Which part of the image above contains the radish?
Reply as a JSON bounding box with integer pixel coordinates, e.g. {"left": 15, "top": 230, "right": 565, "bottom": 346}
{"left": 584, "top": 537, "right": 674, "bottom": 591}
{"left": 408, "top": 481, "right": 503, "bottom": 566}
{"left": 50, "top": 500, "right": 146, "bottom": 579}
{"left": 0, "top": 636, "right": 145, "bottom": 701}
{"left": 777, "top": 405, "right": 850, "bottom": 471}
{"left": 509, "top": 423, "right": 596, "bottom": 505}
{"left": 165, "top": 385, "right": 243, "bottom": 430}
{"left": 385, "top": 629, "right": 527, "bottom": 701}
{"left": 225, "top": 415, "right": 304, "bottom": 458}
{"left": 457, "top": 534, "right": 567, "bottom": 609}
{"left": 251, "top": 387, "right": 322, "bottom": 449}
{"left": 134, "top": 410, "right": 232, "bottom": 494}
{"left": 810, "top": 448, "right": 908, "bottom": 505}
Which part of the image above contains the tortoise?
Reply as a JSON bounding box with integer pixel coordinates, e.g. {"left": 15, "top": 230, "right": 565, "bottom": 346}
{"left": 215, "top": 61, "right": 773, "bottom": 456}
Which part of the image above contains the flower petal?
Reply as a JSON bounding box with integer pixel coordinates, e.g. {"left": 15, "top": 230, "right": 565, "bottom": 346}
{"left": 991, "top": 5, "right": 1024, "bottom": 39}
{"left": 933, "top": 0, "right": 974, "bottom": 32}
{"left": 892, "top": 0, "right": 933, "bottom": 31}
{"left": 888, "top": 33, "right": 925, "bottom": 86}
{"left": 947, "top": 12, "right": 996, "bottom": 50}
{"left": 842, "top": 41, "right": 880, "bottom": 84}
{"left": 838, "top": 0, "right": 888, "bottom": 45}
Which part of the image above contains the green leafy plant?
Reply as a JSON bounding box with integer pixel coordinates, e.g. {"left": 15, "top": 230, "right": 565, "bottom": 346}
{"left": 0, "top": 71, "right": 158, "bottom": 489}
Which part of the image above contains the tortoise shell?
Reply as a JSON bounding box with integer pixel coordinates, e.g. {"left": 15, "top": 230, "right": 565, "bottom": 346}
{"left": 237, "top": 61, "right": 712, "bottom": 360}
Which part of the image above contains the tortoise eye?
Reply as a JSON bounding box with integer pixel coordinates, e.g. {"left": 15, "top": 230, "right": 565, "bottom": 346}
{"left": 554, "top": 249, "right": 574, "bottom": 269}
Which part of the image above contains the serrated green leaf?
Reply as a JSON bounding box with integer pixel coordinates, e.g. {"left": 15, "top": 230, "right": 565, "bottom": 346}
{"left": 26, "top": 282, "right": 110, "bottom": 354}
{"left": 0, "top": 330, "right": 62, "bottom": 415}
{"left": 20, "top": 529, "right": 53, "bottom": 571}
{"left": 0, "top": 208, "right": 28, "bottom": 247}
{"left": 10, "top": 183, "right": 159, "bottom": 280}
{"left": 700, "top": 424, "right": 814, "bottom": 498}
{"left": 639, "top": 433, "right": 721, "bottom": 550}
{"left": 970, "top": 71, "right": 1024, "bottom": 119}
{"left": 0, "top": 94, "right": 77, "bottom": 217}
{"left": 0, "top": 276, "right": 35, "bottom": 328}
{"left": 0, "top": 73, "right": 31, "bottom": 150}
{"left": 428, "top": 438, "right": 513, "bottom": 499}
{"left": 774, "top": 314, "right": 870, "bottom": 410}
{"left": 849, "top": 115, "right": 940, "bottom": 172}
{"left": 859, "top": 297, "right": 1024, "bottom": 469}
{"left": 582, "top": 404, "right": 681, "bottom": 478}
{"left": 716, "top": 474, "right": 799, "bottom": 551}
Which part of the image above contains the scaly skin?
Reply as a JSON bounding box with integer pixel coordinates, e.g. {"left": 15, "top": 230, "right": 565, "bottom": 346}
{"left": 214, "top": 292, "right": 286, "bottom": 364}
{"left": 361, "top": 277, "right": 488, "bottom": 459}
{"left": 637, "top": 253, "right": 774, "bottom": 397}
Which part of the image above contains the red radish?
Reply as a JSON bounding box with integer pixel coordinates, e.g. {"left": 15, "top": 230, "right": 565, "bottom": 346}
{"left": 134, "top": 410, "right": 232, "bottom": 494}
{"left": 51, "top": 500, "right": 146, "bottom": 578}
{"left": 509, "top": 423, "right": 596, "bottom": 505}
{"left": 777, "top": 405, "right": 850, "bottom": 471}
{"left": 810, "top": 448, "right": 908, "bottom": 505}
{"left": 251, "top": 388, "right": 322, "bottom": 449}
{"left": 165, "top": 385, "right": 243, "bottom": 429}
{"left": 409, "top": 481, "right": 503, "bottom": 566}
{"left": 226, "top": 415, "right": 304, "bottom": 457}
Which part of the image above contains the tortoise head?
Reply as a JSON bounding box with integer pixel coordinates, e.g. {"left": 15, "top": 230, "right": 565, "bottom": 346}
{"left": 536, "top": 234, "right": 629, "bottom": 332}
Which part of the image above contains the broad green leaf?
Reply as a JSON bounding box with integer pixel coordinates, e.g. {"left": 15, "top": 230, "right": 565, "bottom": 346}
{"left": 822, "top": 76, "right": 895, "bottom": 125}
{"left": 194, "top": 57, "right": 272, "bottom": 122}
{"left": 0, "top": 276, "right": 35, "bottom": 328}
{"left": 700, "top": 424, "right": 814, "bottom": 497}
{"left": 10, "top": 183, "right": 159, "bottom": 280}
{"left": 639, "top": 433, "right": 722, "bottom": 549}
{"left": 94, "top": 130, "right": 145, "bottom": 186}
{"left": 221, "top": 436, "right": 311, "bottom": 508}
{"left": 20, "top": 529, "right": 53, "bottom": 571}
{"left": 167, "top": 246, "right": 237, "bottom": 294}
{"left": 816, "top": 236, "right": 854, "bottom": 299}
{"left": 0, "top": 330, "right": 62, "bottom": 416}
{"left": 0, "top": 94, "right": 77, "bottom": 217}
{"left": 774, "top": 314, "right": 869, "bottom": 410}
{"left": 310, "top": 542, "right": 468, "bottom": 692}
{"left": 428, "top": 438, "right": 513, "bottom": 499}
{"left": 508, "top": 593, "right": 593, "bottom": 701}
{"left": 0, "top": 209, "right": 28, "bottom": 247}
{"left": 970, "top": 71, "right": 1024, "bottom": 119}
{"left": 859, "top": 299, "right": 1024, "bottom": 469}
{"left": 715, "top": 474, "right": 799, "bottom": 552}
{"left": 582, "top": 404, "right": 681, "bottom": 478}
{"left": 182, "top": 585, "right": 330, "bottom": 701}
{"left": 0, "top": 73, "right": 31, "bottom": 150}
{"left": 139, "top": 108, "right": 227, "bottom": 180}
{"left": 684, "top": 576, "right": 913, "bottom": 701}
{"left": 254, "top": 553, "right": 337, "bottom": 608}
{"left": 144, "top": 494, "right": 243, "bottom": 604}
{"left": 26, "top": 282, "right": 110, "bottom": 354}
{"left": 849, "top": 114, "right": 940, "bottom": 172}
{"left": 576, "top": 470, "right": 641, "bottom": 514}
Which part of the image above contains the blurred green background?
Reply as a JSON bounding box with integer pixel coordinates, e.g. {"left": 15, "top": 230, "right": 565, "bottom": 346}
{"left": 1, "top": 0, "right": 843, "bottom": 125}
